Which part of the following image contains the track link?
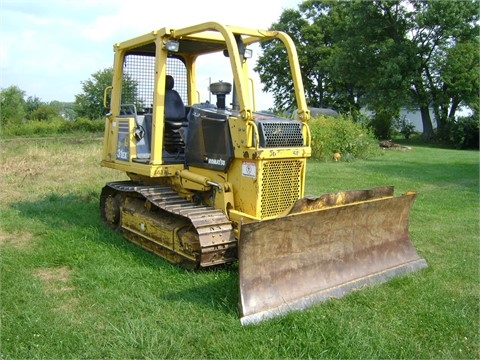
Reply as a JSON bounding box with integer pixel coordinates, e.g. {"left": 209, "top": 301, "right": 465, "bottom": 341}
{"left": 101, "top": 181, "right": 237, "bottom": 269}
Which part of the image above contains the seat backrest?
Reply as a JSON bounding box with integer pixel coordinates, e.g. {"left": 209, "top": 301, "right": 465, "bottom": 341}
{"left": 165, "top": 75, "right": 185, "bottom": 120}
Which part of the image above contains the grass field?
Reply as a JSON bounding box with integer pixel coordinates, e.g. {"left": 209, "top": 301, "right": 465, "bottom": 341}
{"left": 1, "top": 135, "right": 478, "bottom": 359}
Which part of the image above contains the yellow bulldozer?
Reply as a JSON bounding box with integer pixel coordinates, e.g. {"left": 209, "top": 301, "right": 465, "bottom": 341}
{"left": 100, "top": 22, "right": 427, "bottom": 325}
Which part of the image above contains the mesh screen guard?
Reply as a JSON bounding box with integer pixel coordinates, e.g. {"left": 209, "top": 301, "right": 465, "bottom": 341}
{"left": 255, "top": 120, "right": 304, "bottom": 148}
{"left": 259, "top": 160, "right": 303, "bottom": 218}
{"left": 121, "top": 54, "right": 187, "bottom": 111}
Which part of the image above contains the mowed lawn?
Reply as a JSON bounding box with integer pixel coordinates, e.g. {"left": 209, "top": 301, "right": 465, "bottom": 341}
{"left": 1, "top": 135, "right": 478, "bottom": 359}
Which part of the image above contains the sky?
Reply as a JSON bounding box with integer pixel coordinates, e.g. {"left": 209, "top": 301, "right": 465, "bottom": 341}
{"left": 1, "top": 0, "right": 301, "bottom": 111}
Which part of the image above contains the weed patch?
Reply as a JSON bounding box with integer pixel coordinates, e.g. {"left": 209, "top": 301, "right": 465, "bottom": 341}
{"left": 309, "top": 115, "right": 381, "bottom": 161}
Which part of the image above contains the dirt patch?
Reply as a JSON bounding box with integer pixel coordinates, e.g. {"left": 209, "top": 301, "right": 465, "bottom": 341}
{"left": 33, "top": 266, "right": 80, "bottom": 314}
{"left": 0, "top": 230, "right": 34, "bottom": 250}
{"left": 33, "top": 266, "right": 76, "bottom": 294}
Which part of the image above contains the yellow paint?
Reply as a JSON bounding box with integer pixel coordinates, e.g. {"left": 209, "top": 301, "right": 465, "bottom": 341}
{"left": 101, "top": 22, "right": 312, "bottom": 222}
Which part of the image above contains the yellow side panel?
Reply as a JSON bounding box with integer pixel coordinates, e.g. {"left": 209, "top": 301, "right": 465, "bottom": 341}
{"left": 101, "top": 116, "right": 184, "bottom": 178}
{"left": 229, "top": 158, "right": 306, "bottom": 220}
{"left": 102, "top": 117, "right": 135, "bottom": 162}
{"left": 258, "top": 159, "right": 304, "bottom": 218}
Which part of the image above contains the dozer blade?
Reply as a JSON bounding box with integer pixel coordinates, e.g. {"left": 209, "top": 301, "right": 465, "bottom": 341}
{"left": 238, "top": 188, "right": 427, "bottom": 325}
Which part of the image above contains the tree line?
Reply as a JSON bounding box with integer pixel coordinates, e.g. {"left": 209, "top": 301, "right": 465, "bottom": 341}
{"left": 256, "top": 0, "right": 478, "bottom": 142}
{"left": 0, "top": 86, "right": 75, "bottom": 126}
{"left": 0, "top": 68, "right": 114, "bottom": 128}
{"left": 1, "top": 0, "right": 478, "bottom": 148}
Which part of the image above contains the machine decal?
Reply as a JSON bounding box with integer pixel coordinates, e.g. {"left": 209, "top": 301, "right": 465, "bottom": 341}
{"left": 116, "top": 120, "right": 130, "bottom": 161}
{"left": 242, "top": 161, "right": 256, "bottom": 178}
{"left": 208, "top": 158, "right": 226, "bottom": 166}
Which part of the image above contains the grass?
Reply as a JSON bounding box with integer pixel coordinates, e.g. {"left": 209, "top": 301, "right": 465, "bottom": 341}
{"left": 1, "top": 136, "right": 478, "bottom": 359}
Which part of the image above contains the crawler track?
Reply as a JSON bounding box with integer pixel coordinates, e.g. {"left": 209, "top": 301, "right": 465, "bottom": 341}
{"left": 100, "top": 181, "right": 237, "bottom": 269}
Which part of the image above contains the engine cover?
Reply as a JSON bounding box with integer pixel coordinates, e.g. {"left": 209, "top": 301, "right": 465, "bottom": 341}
{"left": 185, "top": 105, "right": 234, "bottom": 171}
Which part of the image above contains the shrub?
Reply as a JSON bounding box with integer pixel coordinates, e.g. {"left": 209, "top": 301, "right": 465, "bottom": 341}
{"left": 309, "top": 115, "right": 381, "bottom": 162}
{"left": 452, "top": 115, "right": 479, "bottom": 149}
{"left": 59, "top": 118, "right": 105, "bottom": 133}
{"left": 1, "top": 118, "right": 104, "bottom": 137}
{"left": 369, "top": 111, "right": 394, "bottom": 140}
{"left": 394, "top": 115, "right": 417, "bottom": 139}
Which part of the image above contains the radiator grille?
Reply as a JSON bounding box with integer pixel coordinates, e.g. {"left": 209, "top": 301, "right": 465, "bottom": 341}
{"left": 260, "top": 160, "right": 303, "bottom": 218}
{"left": 256, "top": 120, "right": 304, "bottom": 148}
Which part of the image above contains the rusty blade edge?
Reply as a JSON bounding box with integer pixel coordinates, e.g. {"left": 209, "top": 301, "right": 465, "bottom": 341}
{"left": 239, "top": 258, "right": 428, "bottom": 326}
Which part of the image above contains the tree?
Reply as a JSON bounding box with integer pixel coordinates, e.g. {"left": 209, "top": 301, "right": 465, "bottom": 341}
{"left": 74, "top": 67, "right": 140, "bottom": 120}
{"left": 442, "top": 40, "right": 480, "bottom": 115}
{"left": 255, "top": 5, "right": 342, "bottom": 112}
{"left": 257, "top": 0, "right": 479, "bottom": 140}
{"left": 0, "top": 86, "right": 26, "bottom": 127}
{"left": 408, "top": 0, "right": 479, "bottom": 139}
{"left": 74, "top": 68, "right": 114, "bottom": 119}
{"left": 29, "top": 104, "right": 61, "bottom": 121}
{"left": 255, "top": 9, "right": 309, "bottom": 110}
{"left": 22, "top": 96, "right": 61, "bottom": 121}
{"left": 323, "top": 0, "right": 416, "bottom": 137}
{"left": 25, "top": 95, "right": 42, "bottom": 119}
{"left": 256, "top": 0, "right": 417, "bottom": 137}
{"left": 54, "top": 101, "right": 75, "bottom": 120}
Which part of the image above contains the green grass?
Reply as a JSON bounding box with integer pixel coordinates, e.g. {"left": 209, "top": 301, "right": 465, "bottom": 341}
{"left": 1, "top": 137, "right": 478, "bottom": 359}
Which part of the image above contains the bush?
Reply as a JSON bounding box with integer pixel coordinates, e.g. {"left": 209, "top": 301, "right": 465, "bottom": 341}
{"left": 1, "top": 118, "right": 104, "bottom": 137}
{"left": 369, "top": 112, "right": 393, "bottom": 140}
{"left": 394, "top": 115, "right": 417, "bottom": 139}
{"left": 59, "top": 118, "right": 105, "bottom": 133}
{"left": 309, "top": 115, "right": 381, "bottom": 161}
{"left": 452, "top": 115, "right": 479, "bottom": 149}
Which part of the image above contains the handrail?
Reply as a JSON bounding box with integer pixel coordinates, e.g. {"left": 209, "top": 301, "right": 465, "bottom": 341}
{"left": 249, "top": 77, "right": 256, "bottom": 112}
{"left": 302, "top": 122, "right": 312, "bottom": 147}
{"left": 246, "top": 120, "right": 260, "bottom": 149}
{"left": 103, "top": 86, "right": 113, "bottom": 108}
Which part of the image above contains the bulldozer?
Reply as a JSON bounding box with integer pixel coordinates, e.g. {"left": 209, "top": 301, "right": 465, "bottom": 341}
{"left": 100, "top": 22, "right": 427, "bottom": 325}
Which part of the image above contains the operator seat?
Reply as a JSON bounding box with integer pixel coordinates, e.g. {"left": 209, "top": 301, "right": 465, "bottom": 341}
{"left": 164, "top": 75, "right": 186, "bottom": 154}
{"left": 164, "top": 75, "right": 185, "bottom": 121}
